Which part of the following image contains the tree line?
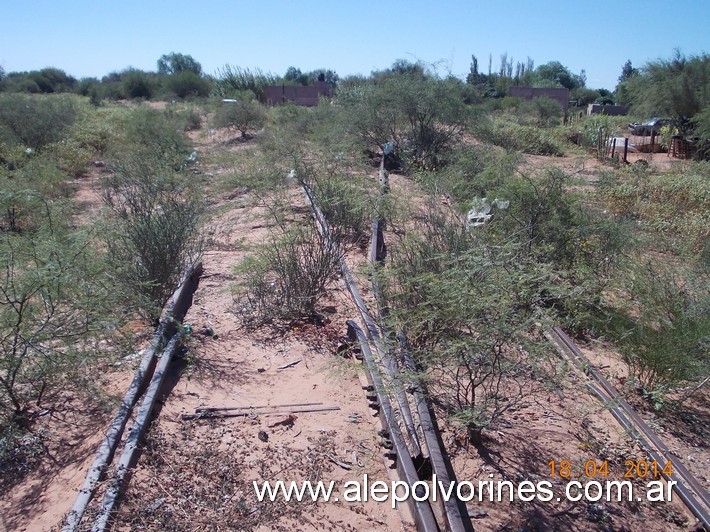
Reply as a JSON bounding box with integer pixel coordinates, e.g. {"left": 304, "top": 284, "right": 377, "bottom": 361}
{"left": 0, "top": 53, "right": 338, "bottom": 104}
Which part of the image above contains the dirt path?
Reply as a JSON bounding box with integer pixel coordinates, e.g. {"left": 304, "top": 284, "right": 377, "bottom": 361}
{"left": 105, "top": 182, "right": 407, "bottom": 530}
{"left": 2, "top": 128, "right": 706, "bottom": 531}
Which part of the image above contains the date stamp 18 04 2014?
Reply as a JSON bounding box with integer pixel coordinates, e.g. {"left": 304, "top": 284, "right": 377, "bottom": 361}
{"left": 548, "top": 459, "right": 674, "bottom": 480}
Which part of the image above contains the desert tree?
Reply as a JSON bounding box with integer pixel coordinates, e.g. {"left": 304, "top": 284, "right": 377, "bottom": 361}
{"left": 618, "top": 59, "right": 639, "bottom": 84}
{"left": 533, "top": 61, "right": 583, "bottom": 90}
{"left": 213, "top": 98, "right": 267, "bottom": 140}
{"left": 339, "top": 66, "right": 469, "bottom": 171}
{"left": 157, "top": 52, "right": 202, "bottom": 76}
{"left": 283, "top": 66, "right": 309, "bottom": 86}
{"left": 624, "top": 51, "right": 710, "bottom": 135}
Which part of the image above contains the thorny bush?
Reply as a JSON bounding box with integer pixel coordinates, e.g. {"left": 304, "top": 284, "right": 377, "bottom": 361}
{"left": 386, "top": 203, "right": 557, "bottom": 443}
{"left": 234, "top": 225, "right": 341, "bottom": 326}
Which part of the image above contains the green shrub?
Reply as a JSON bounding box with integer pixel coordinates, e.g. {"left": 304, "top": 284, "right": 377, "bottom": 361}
{"left": 339, "top": 73, "right": 468, "bottom": 172}
{"left": 0, "top": 93, "right": 80, "bottom": 151}
{"left": 213, "top": 99, "right": 266, "bottom": 140}
{"left": 388, "top": 200, "right": 475, "bottom": 284}
{"left": 68, "top": 109, "right": 122, "bottom": 156}
{"left": 164, "top": 71, "right": 211, "bottom": 99}
{"left": 420, "top": 164, "right": 631, "bottom": 333}
{"left": 234, "top": 225, "right": 340, "bottom": 326}
{"left": 182, "top": 107, "right": 204, "bottom": 131}
{"left": 218, "top": 148, "right": 292, "bottom": 193}
{"left": 311, "top": 174, "right": 374, "bottom": 246}
{"left": 48, "top": 139, "right": 93, "bottom": 176}
{"left": 0, "top": 153, "right": 74, "bottom": 232}
{"left": 0, "top": 216, "right": 113, "bottom": 427}
{"left": 1, "top": 426, "right": 45, "bottom": 493}
{"left": 2, "top": 76, "right": 41, "bottom": 94}
{"left": 600, "top": 166, "right": 710, "bottom": 254}
{"left": 162, "top": 103, "right": 206, "bottom": 132}
{"left": 477, "top": 118, "right": 564, "bottom": 156}
{"left": 0, "top": 189, "right": 54, "bottom": 233}
{"left": 101, "top": 156, "right": 204, "bottom": 320}
{"left": 0, "top": 142, "right": 31, "bottom": 170}
{"left": 76, "top": 77, "right": 100, "bottom": 97}
{"left": 2, "top": 68, "right": 76, "bottom": 95}
{"left": 111, "top": 107, "right": 192, "bottom": 170}
{"left": 416, "top": 145, "right": 518, "bottom": 208}
{"left": 516, "top": 96, "right": 564, "bottom": 127}
{"left": 122, "top": 70, "right": 155, "bottom": 100}
{"left": 615, "top": 264, "right": 710, "bottom": 389}
{"left": 386, "top": 206, "right": 555, "bottom": 441}
{"left": 27, "top": 68, "right": 76, "bottom": 93}
{"left": 100, "top": 108, "right": 203, "bottom": 318}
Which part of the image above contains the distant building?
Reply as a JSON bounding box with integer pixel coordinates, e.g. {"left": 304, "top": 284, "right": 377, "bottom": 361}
{"left": 586, "top": 104, "right": 628, "bottom": 116}
{"left": 264, "top": 81, "right": 332, "bottom": 106}
{"left": 509, "top": 86, "right": 570, "bottom": 115}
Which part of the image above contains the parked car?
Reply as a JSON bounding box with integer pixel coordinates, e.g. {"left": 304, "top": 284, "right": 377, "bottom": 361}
{"left": 628, "top": 117, "right": 671, "bottom": 136}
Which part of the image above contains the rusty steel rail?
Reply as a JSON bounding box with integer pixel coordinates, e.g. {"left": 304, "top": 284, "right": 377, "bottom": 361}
{"left": 396, "top": 330, "right": 474, "bottom": 532}
{"left": 302, "top": 178, "right": 473, "bottom": 532}
{"left": 348, "top": 320, "right": 440, "bottom": 531}
{"left": 63, "top": 263, "right": 203, "bottom": 532}
{"left": 548, "top": 325, "right": 710, "bottom": 529}
{"left": 370, "top": 217, "right": 473, "bottom": 532}
{"left": 302, "top": 180, "right": 422, "bottom": 458}
{"left": 370, "top": 156, "right": 472, "bottom": 531}
{"left": 92, "top": 332, "right": 183, "bottom": 532}
{"left": 306, "top": 150, "right": 707, "bottom": 530}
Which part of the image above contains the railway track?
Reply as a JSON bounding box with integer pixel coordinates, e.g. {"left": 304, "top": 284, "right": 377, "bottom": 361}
{"left": 62, "top": 158, "right": 707, "bottom": 531}
{"left": 304, "top": 157, "right": 709, "bottom": 531}
{"left": 63, "top": 264, "right": 203, "bottom": 532}
{"left": 547, "top": 326, "right": 710, "bottom": 529}
{"left": 302, "top": 177, "right": 473, "bottom": 531}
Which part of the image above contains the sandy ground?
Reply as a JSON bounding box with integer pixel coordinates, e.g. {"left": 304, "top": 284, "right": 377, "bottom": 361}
{"left": 107, "top": 187, "right": 407, "bottom": 530}
{"left": 1, "top": 126, "right": 707, "bottom": 531}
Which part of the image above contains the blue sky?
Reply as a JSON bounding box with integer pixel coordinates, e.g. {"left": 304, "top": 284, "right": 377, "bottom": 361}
{"left": 1, "top": 0, "right": 708, "bottom": 90}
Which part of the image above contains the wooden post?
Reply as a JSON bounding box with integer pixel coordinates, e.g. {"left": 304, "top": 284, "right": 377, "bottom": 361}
{"left": 610, "top": 137, "right": 617, "bottom": 159}
{"left": 597, "top": 127, "right": 603, "bottom": 158}
{"left": 623, "top": 137, "right": 629, "bottom": 163}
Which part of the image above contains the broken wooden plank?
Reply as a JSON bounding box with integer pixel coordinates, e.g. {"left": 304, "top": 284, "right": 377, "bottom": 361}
{"left": 181, "top": 405, "right": 340, "bottom": 421}
{"left": 195, "top": 401, "right": 323, "bottom": 413}
{"left": 277, "top": 359, "right": 301, "bottom": 370}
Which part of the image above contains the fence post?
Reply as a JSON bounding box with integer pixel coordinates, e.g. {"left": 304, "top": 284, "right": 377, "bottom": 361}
{"left": 597, "top": 127, "right": 603, "bottom": 158}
